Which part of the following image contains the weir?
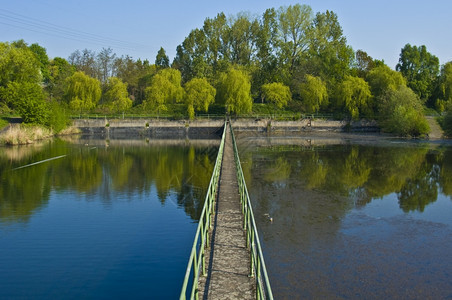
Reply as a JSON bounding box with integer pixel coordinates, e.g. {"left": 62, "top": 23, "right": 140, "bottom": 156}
{"left": 180, "top": 121, "right": 273, "bottom": 300}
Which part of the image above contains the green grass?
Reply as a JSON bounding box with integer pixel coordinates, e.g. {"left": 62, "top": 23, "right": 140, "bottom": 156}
{"left": 0, "top": 118, "right": 9, "bottom": 130}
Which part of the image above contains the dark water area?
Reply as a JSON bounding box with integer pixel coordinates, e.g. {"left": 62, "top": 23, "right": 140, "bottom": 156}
{"left": 238, "top": 136, "right": 452, "bottom": 299}
{"left": 0, "top": 138, "right": 218, "bottom": 299}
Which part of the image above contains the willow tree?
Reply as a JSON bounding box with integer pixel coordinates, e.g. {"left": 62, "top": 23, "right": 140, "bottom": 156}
{"left": 216, "top": 67, "right": 252, "bottom": 114}
{"left": 337, "top": 75, "right": 372, "bottom": 119}
{"left": 261, "top": 82, "right": 291, "bottom": 109}
{"left": 64, "top": 71, "right": 101, "bottom": 112}
{"left": 144, "top": 68, "right": 184, "bottom": 114}
{"left": 102, "top": 77, "right": 132, "bottom": 113}
{"left": 298, "top": 75, "right": 328, "bottom": 113}
{"left": 367, "top": 64, "right": 406, "bottom": 98}
{"left": 184, "top": 77, "right": 216, "bottom": 119}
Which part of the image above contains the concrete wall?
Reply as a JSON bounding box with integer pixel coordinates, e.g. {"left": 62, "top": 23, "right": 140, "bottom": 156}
{"left": 72, "top": 118, "right": 379, "bottom": 139}
{"left": 72, "top": 119, "right": 224, "bottom": 139}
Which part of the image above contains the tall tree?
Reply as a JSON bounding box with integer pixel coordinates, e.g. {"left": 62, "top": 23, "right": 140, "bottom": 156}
{"left": 309, "top": 10, "right": 354, "bottom": 85}
{"left": 396, "top": 44, "right": 439, "bottom": 101}
{"left": 64, "top": 71, "right": 101, "bottom": 112}
{"left": 227, "top": 13, "right": 260, "bottom": 66}
{"left": 68, "top": 49, "right": 98, "bottom": 79}
{"left": 97, "top": 47, "right": 117, "bottom": 84}
{"left": 354, "top": 50, "right": 376, "bottom": 78}
{"left": 202, "top": 13, "right": 229, "bottom": 70}
{"left": 173, "top": 29, "right": 211, "bottom": 82}
{"left": 277, "top": 4, "right": 313, "bottom": 74}
{"left": 29, "top": 43, "right": 50, "bottom": 84}
{"left": 254, "top": 8, "right": 280, "bottom": 86}
{"left": 155, "top": 47, "right": 170, "bottom": 69}
{"left": 47, "top": 57, "right": 75, "bottom": 101}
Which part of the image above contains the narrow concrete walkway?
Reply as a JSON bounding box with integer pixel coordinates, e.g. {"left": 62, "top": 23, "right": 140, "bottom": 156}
{"left": 198, "top": 125, "right": 255, "bottom": 299}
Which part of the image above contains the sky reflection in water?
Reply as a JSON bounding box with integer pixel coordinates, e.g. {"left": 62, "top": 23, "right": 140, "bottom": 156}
{"left": 0, "top": 139, "right": 218, "bottom": 299}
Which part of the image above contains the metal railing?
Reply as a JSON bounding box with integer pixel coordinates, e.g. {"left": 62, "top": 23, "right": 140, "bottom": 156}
{"left": 179, "top": 122, "right": 226, "bottom": 300}
{"left": 229, "top": 122, "right": 274, "bottom": 300}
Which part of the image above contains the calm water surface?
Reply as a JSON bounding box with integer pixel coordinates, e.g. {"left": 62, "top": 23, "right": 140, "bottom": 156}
{"left": 0, "top": 138, "right": 218, "bottom": 299}
{"left": 238, "top": 136, "right": 452, "bottom": 299}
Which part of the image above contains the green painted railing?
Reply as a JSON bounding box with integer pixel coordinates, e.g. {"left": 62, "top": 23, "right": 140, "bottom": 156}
{"left": 179, "top": 122, "right": 226, "bottom": 300}
{"left": 229, "top": 122, "right": 274, "bottom": 300}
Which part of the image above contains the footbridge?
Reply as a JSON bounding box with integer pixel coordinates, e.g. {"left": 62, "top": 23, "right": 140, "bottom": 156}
{"left": 180, "top": 121, "right": 273, "bottom": 300}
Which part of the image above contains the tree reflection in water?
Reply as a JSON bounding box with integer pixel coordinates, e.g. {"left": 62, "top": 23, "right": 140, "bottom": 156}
{"left": 238, "top": 138, "right": 452, "bottom": 299}
{"left": 0, "top": 139, "right": 218, "bottom": 224}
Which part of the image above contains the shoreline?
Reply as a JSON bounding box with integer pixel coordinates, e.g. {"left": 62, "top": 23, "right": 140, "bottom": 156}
{"left": 1, "top": 118, "right": 448, "bottom": 146}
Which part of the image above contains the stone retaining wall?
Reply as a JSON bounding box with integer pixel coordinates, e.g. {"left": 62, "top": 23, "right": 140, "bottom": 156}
{"left": 72, "top": 118, "right": 379, "bottom": 139}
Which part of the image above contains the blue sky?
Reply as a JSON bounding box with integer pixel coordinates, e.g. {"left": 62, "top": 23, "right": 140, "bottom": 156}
{"left": 1, "top": 0, "right": 451, "bottom": 69}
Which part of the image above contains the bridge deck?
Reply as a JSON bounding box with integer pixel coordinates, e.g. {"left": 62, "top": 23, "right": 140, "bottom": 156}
{"left": 198, "top": 125, "right": 255, "bottom": 299}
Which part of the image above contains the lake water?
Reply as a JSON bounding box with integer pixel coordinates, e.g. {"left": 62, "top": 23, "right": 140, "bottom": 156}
{"left": 3, "top": 134, "right": 452, "bottom": 299}
{"left": 0, "top": 138, "right": 218, "bottom": 299}
{"left": 237, "top": 135, "right": 452, "bottom": 299}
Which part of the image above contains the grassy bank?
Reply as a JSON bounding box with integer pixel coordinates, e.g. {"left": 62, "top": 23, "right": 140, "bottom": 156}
{"left": 0, "top": 125, "right": 53, "bottom": 145}
{"left": 0, "top": 124, "right": 82, "bottom": 146}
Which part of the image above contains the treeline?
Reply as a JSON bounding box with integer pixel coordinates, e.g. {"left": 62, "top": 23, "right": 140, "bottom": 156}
{"left": 1, "top": 4, "right": 452, "bottom": 136}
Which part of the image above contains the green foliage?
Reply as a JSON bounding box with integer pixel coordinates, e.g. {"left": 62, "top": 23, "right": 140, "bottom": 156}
{"left": 441, "top": 103, "right": 452, "bottom": 137}
{"left": 435, "top": 62, "right": 452, "bottom": 112}
{"left": 396, "top": 44, "right": 439, "bottom": 101}
{"left": 0, "top": 117, "right": 8, "bottom": 130}
{"left": 144, "top": 68, "right": 184, "bottom": 113}
{"left": 366, "top": 64, "right": 406, "bottom": 98}
{"left": 0, "top": 41, "right": 42, "bottom": 87}
{"left": 354, "top": 50, "right": 376, "bottom": 78}
{"left": 216, "top": 67, "right": 252, "bottom": 114}
{"left": 378, "top": 86, "right": 430, "bottom": 136}
{"left": 309, "top": 10, "right": 354, "bottom": 84}
{"left": 261, "top": 82, "right": 291, "bottom": 109}
{"left": 155, "top": 47, "right": 170, "bottom": 68}
{"left": 277, "top": 4, "right": 313, "bottom": 72}
{"left": 46, "top": 101, "right": 70, "bottom": 133}
{"left": 29, "top": 43, "right": 50, "bottom": 83}
{"left": 298, "top": 75, "right": 328, "bottom": 113}
{"left": 184, "top": 77, "right": 216, "bottom": 119}
{"left": 64, "top": 71, "right": 102, "bottom": 112}
{"left": 1, "top": 81, "right": 48, "bottom": 124}
{"left": 101, "top": 77, "right": 132, "bottom": 113}
{"left": 47, "top": 57, "right": 75, "bottom": 101}
{"left": 337, "top": 75, "right": 372, "bottom": 119}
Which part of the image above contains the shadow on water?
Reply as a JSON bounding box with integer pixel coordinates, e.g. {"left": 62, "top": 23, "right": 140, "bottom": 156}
{"left": 238, "top": 134, "right": 452, "bottom": 299}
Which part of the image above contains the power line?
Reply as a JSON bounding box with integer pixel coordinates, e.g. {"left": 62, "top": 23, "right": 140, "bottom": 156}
{"left": 0, "top": 8, "right": 148, "bottom": 51}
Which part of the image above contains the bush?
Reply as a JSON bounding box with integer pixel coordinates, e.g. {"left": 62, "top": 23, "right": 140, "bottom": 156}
{"left": 378, "top": 86, "right": 430, "bottom": 137}
{"left": 46, "top": 102, "right": 70, "bottom": 133}
{"left": 442, "top": 109, "right": 452, "bottom": 137}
